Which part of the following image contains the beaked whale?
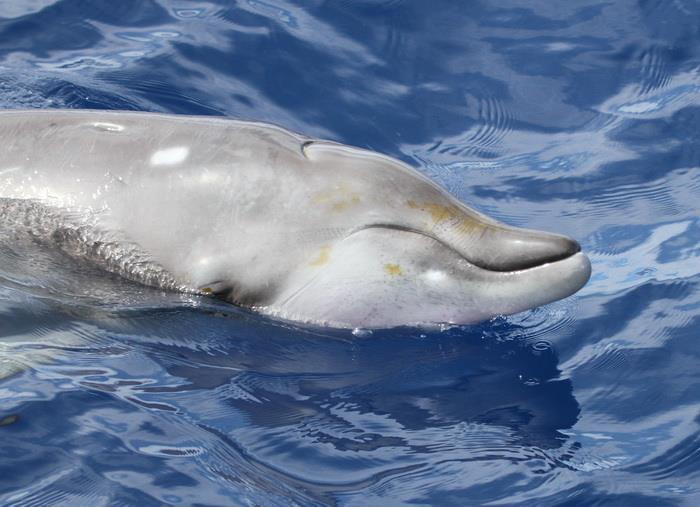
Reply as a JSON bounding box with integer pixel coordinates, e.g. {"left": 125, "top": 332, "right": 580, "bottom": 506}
{"left": 0, "top": 110, "right": 591, "bottom": 328}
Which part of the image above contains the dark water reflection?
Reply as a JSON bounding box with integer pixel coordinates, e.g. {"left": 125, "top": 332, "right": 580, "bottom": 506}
{"left": 1, "top": 296, "right": 583, "bottom": 505}
{"left": 1, "top": 0, "right": 699, "bottom": 505}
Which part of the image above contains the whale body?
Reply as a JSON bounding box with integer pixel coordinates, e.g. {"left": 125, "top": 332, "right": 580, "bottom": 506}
{"left": 0, "top": 110, "right": 591, "bottom": 328}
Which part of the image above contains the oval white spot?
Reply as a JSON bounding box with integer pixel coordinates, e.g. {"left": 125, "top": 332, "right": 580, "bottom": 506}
{"left": 150, "top": 146, "right": 189, "bottom": 166}
{"left": 92, "top": 122, "right": 124, "bottom": 132}
{"left": 424, "top": 269, "right": 447, "bottom": 283}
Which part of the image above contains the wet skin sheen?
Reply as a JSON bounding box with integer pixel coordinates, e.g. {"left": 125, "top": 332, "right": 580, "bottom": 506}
{"left": 0, "top": 110, "right": 591, "bottom": 328}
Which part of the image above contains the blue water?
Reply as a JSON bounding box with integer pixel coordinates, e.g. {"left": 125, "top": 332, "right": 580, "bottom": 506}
{"left": 1, "top": 1, "right": 699, "bottom": 505}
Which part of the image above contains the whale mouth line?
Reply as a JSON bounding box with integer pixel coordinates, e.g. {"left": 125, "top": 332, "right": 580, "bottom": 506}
{"left": 352, "top": 223, "right": 581, "bottom": 272}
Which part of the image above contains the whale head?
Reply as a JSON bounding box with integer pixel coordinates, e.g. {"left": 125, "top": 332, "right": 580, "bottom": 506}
{"left": 0, "top": 110, "right": 589, "bottom": 329}
{"left": 260, "top": 142, "right": 591, "bottom": 328}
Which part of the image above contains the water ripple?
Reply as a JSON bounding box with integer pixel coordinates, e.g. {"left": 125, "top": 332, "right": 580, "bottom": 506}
{"left": 1, "top": 0, "right": 699, "bottom": 505}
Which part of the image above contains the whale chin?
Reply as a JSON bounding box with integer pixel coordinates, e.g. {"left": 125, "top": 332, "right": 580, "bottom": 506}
{"left": 266, "top": 226, "right": 592, "bottom": 329}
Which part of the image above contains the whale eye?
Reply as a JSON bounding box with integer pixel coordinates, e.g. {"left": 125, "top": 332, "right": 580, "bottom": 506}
{"left": 198, "top": 281, "right": 231, "bottom": 296}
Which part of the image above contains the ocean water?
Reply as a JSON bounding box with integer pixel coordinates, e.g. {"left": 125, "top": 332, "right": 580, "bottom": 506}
{"left": 0, "top": 0, "right": 699, "bottom": 505}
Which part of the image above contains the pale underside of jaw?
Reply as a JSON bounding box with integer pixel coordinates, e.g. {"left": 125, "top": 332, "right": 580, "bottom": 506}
{"left": 251, "top": 229, "right": 592, "bottom": 330}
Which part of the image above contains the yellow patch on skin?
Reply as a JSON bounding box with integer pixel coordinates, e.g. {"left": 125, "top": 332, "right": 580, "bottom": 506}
{"left": 200, "top": 287, "right": 213, "bottom": 294}
{"left": 313, "top": 185, "right": 361, "bottom": 212}
{"left": 310, "top": 246, "right": 331, "bottom": 266}
{"left": 407, "top": 200, "right": 478, "bottom": 233}
{"left": 384, "top": 263, "right": 403, "bottom": 276}
{"left": 331, "top": 195, "right": 361, "bottom": 212}
{"left": 455, "top": 219, "right": 478, "bottom": 234}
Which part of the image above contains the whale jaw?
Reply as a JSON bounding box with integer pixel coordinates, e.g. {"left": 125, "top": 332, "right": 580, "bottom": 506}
{"left": 267, "top": 226, "right": 591, "bottom": 329}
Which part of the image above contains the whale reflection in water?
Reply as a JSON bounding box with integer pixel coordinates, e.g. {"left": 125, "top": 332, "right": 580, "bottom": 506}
{"left": 0, "top": 296, "right": 581, "bottom": 503}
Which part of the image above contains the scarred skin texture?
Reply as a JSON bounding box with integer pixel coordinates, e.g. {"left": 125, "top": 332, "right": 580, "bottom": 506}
{"left": 0, "top": 110, "right": 591, "bottom": 328}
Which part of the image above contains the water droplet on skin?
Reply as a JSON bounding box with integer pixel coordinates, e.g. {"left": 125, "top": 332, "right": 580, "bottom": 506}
{"left": 352, "top": 328, "right": 372, "bottom": 337}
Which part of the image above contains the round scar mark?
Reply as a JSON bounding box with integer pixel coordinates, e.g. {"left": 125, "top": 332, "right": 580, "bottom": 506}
{"left": 384, "top": 263, "right": 403, "bottom": 276}
{"left": 310, "top": 246, "right": 331, "bottom": 266}
{"left": 150, "top": 146, "right": 189, "bottom": 166}
{"left": 91, "top": 122, "right": 125, "bottom": 132}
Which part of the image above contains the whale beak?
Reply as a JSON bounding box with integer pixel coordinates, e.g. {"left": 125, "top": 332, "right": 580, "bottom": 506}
{"left": 303, "top": 141, "right": 584, "bottom": 273}
{"left": 406, "top": 200, "right": 584, "bottom": 273}
{"left": 464, "top": 225, "right": 582, "bottom": 272}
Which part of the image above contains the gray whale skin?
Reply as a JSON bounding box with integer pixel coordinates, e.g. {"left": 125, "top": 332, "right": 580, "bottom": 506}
{"left": 0, "top": 110, "right": 591, "bottom": 329}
